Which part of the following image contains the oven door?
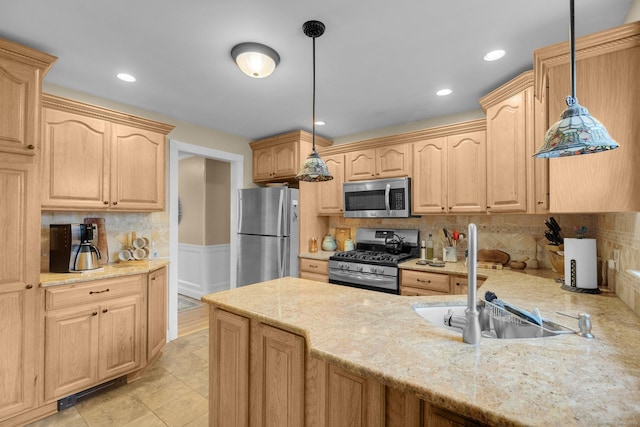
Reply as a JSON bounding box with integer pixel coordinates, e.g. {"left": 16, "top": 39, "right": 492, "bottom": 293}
{"left": 329, "top": 268, "right": 399, "bottom": 294}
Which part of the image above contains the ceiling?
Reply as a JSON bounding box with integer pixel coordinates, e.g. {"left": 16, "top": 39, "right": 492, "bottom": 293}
{"left": 0, "top": 0, "right": 632, "bottom": 141}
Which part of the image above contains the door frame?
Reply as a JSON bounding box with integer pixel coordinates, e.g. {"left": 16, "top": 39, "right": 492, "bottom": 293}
{"left": 168, "top": 139, "right": 243, "bottom": 341}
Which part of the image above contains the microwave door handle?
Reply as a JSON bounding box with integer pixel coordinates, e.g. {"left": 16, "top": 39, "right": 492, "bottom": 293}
{"left": 385, "top": 183, "right": 391, "bottom": 215}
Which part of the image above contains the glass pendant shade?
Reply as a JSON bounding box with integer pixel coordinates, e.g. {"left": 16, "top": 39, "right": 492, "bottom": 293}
{"left": 533, "top": 98, "right": 619, "bottom": 158}
{"left": 533, "top": 0, "right": 618, "bottom": 158}
{"left": 231, "top": 42, "right": 280, "bottom": 78}
{"left": 296, "top": 149, "right": 333, "bottom": 182}
{"left": 296, "top": 20, "right": 333, "bottom": 182}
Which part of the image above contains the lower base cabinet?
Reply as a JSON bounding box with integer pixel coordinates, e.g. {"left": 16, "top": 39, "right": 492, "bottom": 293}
{"left": 210, "top": 307, "right": 482, "bottom": 427}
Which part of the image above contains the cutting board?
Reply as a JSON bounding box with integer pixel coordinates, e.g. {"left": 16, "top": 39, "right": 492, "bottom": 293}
{"left": 477, "top": 249, "right": 510, "bottom": 265}
{"left": 335, "top": 227, "right": 351, "bottom": 251}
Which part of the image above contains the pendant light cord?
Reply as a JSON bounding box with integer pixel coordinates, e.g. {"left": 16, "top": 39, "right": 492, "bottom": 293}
{"left": 312, "top": 35, "right": 317, "bottom": 152}
{"left": 568, "top": 0, "right": 576, "bottom": 106}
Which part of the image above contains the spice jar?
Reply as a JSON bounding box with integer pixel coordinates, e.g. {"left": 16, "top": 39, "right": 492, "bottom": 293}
{"left": 309, "top": 237, "right": 318, "bottom": 253}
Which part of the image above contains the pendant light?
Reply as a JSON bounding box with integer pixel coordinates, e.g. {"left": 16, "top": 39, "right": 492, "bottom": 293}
{"left": 296, "top": 20, "right": 333, "bottom": 182}
{"left": 533, "top": 0, "right": 618, "bottom": 158}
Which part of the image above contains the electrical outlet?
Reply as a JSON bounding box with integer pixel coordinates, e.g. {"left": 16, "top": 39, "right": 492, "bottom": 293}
{"left": 613, "top": 249, "right": 621, "bottom": 273}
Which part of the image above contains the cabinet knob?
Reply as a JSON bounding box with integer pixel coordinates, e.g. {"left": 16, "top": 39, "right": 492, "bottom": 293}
{"left": 112, "top": 201, "right": 118, "bottom": 206}
{"left": 102, "top": 308, "right": 108, "bottom": 313}
{"left": 104, "top": 201, "right": 109, "bottom": 205}
{"left": 26, "top": 284, "right": 33, "bottom": 289}
{"left": 537, "top": 200, "right": 544, "bottom": 205}
{"left": 27, "top": 144, "right": 35, "bottom": 150}
{"left": 92, "top": 311, "right": 98, "bottom": 316}
{"left": 441, "top": 207, "right": 445, "bottom": 210}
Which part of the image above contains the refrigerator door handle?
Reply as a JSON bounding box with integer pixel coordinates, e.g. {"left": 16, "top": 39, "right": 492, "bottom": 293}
{"left": 238, "top": 191, "right": 243, "bottom": 231}
{"left": 276, "top": 189, "right": 284, "bottom": 236}
{"left": 277, "top": 237, "right": 285, "bottom": 277}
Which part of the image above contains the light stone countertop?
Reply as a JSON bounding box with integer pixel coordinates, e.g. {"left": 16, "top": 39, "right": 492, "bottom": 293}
{"left": 40, "top": 259, "right": 170, "bottom": 287}
{"left": 298, "top": 251, "right": 335, "bottom": 261}
{"left": 202, "top": 272, "right": 640, "bottom": 426}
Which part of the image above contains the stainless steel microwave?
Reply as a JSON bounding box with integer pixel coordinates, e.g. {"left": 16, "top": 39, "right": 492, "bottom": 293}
{"left": 343, "top": 177, "right": 411, "bottom": 218}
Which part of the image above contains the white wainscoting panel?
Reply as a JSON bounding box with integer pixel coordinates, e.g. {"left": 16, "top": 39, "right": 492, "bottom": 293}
{"left": 178, "top": 243, "right": 230, "bottom": 299}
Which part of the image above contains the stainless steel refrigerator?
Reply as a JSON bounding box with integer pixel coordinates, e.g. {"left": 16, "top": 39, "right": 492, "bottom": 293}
{"left": 237, "top": 187, "right": 299, "bottom": 287}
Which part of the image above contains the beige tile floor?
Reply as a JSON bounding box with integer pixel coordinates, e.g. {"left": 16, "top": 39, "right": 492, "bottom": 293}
{"left": 28, "top": 329, "right": 210, "bottom": 427}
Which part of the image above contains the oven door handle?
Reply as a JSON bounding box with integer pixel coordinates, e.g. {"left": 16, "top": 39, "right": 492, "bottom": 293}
{"left": 385, "top": 183, "right": 391, "bottom": 215}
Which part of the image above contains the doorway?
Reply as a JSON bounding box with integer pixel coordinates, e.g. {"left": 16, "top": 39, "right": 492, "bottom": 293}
{"left": 168, "top": 140, "right": 244, "bottom": 341}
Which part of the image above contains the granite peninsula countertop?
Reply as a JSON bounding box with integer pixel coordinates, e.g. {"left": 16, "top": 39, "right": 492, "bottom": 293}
{"left": 40, "top": 259, "right": 170, "bottom": 287}
{"left": 202, "top": 270, "right": 640, "bottom": 426}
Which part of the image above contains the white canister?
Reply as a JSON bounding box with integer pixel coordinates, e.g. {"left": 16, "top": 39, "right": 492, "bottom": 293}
{"left": 343, "top": 239, "right": 355, "bottom": 251}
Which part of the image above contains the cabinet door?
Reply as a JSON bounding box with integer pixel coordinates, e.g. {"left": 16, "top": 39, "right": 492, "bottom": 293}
{"left": 251, "top": 322, "right": 305, "bottom": 427}
{"left": 98, "top": 295, "right": 142, "bottom": 380}
{"left": 486, "top": 91, "right": 528, "bottom": 213}
{"left": 376, "top": 144, "right": 412, "bottom": 179}
{"left": 147, "top": 267, "right": 167, "bottom": 362}
{"left": 0, "top": 157, "right": 39, "bottom": 419}
{"left": 327, "top": 364, "right": 385, "bottom": 427}
{"left": 253, "top": 146, "right": 274, "bottom": 181}
{"left": 41, "top": 108, "right": 111, "bottom": 210}
{"left": 0, "top": 57, "right": 40, "bottom": 155}
{"left": 317, "top": 154, "right": 345, "bottom": 214}
{"left": 272, "top": 141, "right": 298, "bottom": 179}
{"left": 346, "top": 149, "right": 376, "bottom": 181}
{"left": 447, "top": 131, "right": 486, "bottom": 213}
{"left": 413, "top": 137, "right": 448, "bottom": 214}
{"left": 210, "top": 309, "right": 249, "bottom": 427}
{"left": 45, "top": 305, "right": 100, "bottom": 400}
{"left": 111, "top": 124, "right": 165, "bottom": 211}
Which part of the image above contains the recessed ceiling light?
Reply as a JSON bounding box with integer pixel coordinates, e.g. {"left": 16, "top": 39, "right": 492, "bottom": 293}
{"left": 314, "top": 120, "right": 326, "bottom": 126}
{"left": 436, "top": 89, "right": 452, "bottom": 96}
{"left": 484, "top": 49, "right": 506, "bottom": 61}
{"left": 117, "top": 73, "right": 136, "bottom": 82}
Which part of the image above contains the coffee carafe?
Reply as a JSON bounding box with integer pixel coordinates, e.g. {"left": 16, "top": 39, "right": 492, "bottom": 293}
{"left": 73, "top": 224, "right": 101, "bottom": 271}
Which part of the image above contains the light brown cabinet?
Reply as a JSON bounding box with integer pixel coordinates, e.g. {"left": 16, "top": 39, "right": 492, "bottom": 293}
{"left": 534, "top": 22, "right": 640, "bottom": 212}
{"left": 449, "top": 275, "right": 485, "bottom": 296}
{"left": 413, "top": 124, "right": 486, "bottom": 214}
{"left": 250, "top": 130, "right": 333, "bottom": 184}
{"left": 480, "top": 71, "right": 533, "bottom": 213}
{"left": 147, "top": 266, "right": 167, "bottom": 362}
{"left": 41, "top": 94, "right": 174, "bottom": 211}
{"left": 345, "top": 143, "right": 412, "bottom": 181}
{"left": 400, "top": 270, "right": 484, "bottom": 296}
{"left": 0, "top": 38, "right": 55, "bottom": 424}
{"left": 317, "top": 153, "right": 345, "bottom": 215}
{"left": 299, "top": 258, "right": 329, "bottom": 282}
{"left": 43, "top": 275, "right": 144, "bottom": 401}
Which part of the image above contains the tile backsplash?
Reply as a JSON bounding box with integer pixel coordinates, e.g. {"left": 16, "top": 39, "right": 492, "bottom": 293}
{"left": 41, "top": 211, "right": 169, "bottom": 271}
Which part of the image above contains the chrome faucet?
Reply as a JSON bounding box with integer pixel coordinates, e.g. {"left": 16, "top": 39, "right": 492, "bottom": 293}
{"left": 448, "top": 223, "right": 482, "bottom": 344}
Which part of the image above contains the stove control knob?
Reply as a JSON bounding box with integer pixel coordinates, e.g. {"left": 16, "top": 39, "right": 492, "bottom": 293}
{"left": 377, "top": 267, "right": 385, "bottom": 274}
{"left": 339, "top": 263, "right": 347, "bottom": 270}
{"left": 356, "top": 265, "right": 363, "bottom": 272}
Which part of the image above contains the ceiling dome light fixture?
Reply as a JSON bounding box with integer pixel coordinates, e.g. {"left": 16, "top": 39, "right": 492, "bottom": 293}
{"left": 296, "top": 20, "right": 333, "bottom": 182}
{"left": 533, "top": 0, "right": 618, "bottom": 158}
{"left": 117, "top": 73, "right": 136, "bottom": 82}
{"left": 483, "top": 49, "right": 506, "bottom": 61}
{"left": 231, "top": 42, "right": 280, "bottom": 78}
{"left": 436, "top": 88, "right": 452, "bottom": 96}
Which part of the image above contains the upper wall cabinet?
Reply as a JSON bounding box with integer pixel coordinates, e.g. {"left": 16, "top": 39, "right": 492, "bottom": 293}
{"left": 412, "top": 121, "right": 487, "bottom": 214}
{"left": 534, "top": 21, "right": 640, "bottom": 213}
{"left": 250, "top": 130, "right": 332, "bottom": 185}
{"left": 41, "top": 95, "right": 174, "bottom": 212}
{"left": 317, "top": 153, "right": 345, "bottom": 215}
{"left": 0, "top": 39, "right": 56, "bottom": 156}
{"left": 479, "top": 71, "right": 539, "bottom": 213}
{"left": 345, "top": 143, "right": 412, "bottom": 181}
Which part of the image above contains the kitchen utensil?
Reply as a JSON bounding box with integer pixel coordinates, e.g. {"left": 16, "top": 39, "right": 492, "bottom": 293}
{"left": 546, "top": 244, "right": 565, "bottom": 274}
{"left": 564, "top": 238, "right": 598, "bottom": 290}
{"left": 509, "top": 257, "right": 529, "bottom": 270}
{"left": 118, "top": 249, "right": 132, "bottom": 262}
{"left": 528, "top": 237, "right": 540, "bottom": 269}
{"left": 322, "top": 235, "right": 337, "bottom": 251}
{"left": 84, "top": 218, "right": 108, "bottom": 265}
{"left": 384, "top": 233, "right": 404, "bottom": 254}
{"left": 443, "top": 246, "right": 457, "bottom": 262}
{"left": 343, "top": 239, "right": 355, "bottom": 251}
{"left": 309, "top": 237, "right": 318, "bottom": 253}
{"left": 74, "top": 242, "right": 101, "bottom": 271}
{"left": 335, "top": 227, "right": 351, "bottom": 251}
{"left": 477, "top": 249, "right": 510, "bottom": 265}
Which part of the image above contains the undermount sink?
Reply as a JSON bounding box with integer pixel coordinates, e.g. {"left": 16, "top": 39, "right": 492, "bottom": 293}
{"left": 412, "top": 302, "right": 575, "bottom": 339}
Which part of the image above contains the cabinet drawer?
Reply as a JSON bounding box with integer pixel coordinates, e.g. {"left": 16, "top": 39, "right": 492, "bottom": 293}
{"left": 45, "top": 274, "right": 144, "bottom": 311}
{"left": 300, "top": 259, "right": 328, "bottom": 275}
{"left": 300, "top": 271, "right": 329, "bottom": 283}
{"left": 400, "top": 270, "right": 449, "bottom": 293}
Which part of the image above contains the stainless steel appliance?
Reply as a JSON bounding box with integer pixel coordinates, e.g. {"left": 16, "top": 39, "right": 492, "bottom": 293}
{"left": 50, "top": 224, "right": 101, "bottom": 272}
{"left": 329, "top": 228, "right": 419, "bottom": 294}
{"left": 343, "top": 177, "right": 412, "bottom": 218}
{"left": 237, "top": 187, "right": 299, "bottom": 287}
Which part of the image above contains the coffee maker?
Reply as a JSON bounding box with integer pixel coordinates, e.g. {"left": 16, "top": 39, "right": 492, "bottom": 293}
{"left": 50, "top": 224, "right": 102, "bottom": 272}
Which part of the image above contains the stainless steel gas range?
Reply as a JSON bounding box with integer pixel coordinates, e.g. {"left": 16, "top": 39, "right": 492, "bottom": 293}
{"left": 329, "top": 228, "right": 420, "bottom": 294}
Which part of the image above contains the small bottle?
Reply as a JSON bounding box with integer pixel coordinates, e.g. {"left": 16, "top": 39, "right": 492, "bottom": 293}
{"left": 420, "top": 240, "right": 426, "bottom": 260}
{"left": 426, "top": 234, "right": 434, "bottom": 260}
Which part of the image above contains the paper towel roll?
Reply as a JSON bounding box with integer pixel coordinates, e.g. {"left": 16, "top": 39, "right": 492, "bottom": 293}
{"left": 564, "top": 238, "right": 597, "bottom": 289}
